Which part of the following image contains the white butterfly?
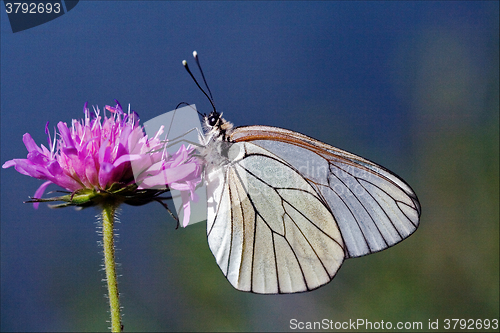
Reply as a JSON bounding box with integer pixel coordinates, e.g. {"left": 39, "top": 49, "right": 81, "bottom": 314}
{"left": 185, "top": 52, "right": 421, "bottom": 294}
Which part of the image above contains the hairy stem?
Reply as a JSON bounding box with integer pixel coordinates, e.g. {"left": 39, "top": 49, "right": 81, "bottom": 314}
{"left": 101, "top": 203, "right": 122, "bottom": 332}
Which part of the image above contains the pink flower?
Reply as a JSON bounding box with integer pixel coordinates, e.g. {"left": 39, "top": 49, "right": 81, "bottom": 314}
{"left": 2, "top": 101, "right": 202, "bottom": 227}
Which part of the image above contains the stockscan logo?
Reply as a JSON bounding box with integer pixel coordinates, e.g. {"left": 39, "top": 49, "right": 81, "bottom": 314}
{"left": 4, "top": 1, "right": 79, "bottom": 33}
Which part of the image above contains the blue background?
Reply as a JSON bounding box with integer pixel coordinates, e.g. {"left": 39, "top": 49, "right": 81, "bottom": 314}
{"left": 1, "top": 1, "right": 498, "bottom": 331}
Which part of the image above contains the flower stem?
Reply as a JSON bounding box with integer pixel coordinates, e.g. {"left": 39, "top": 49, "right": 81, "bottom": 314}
{"left": 101, "top": 203, "right": 122, "bottom": 332}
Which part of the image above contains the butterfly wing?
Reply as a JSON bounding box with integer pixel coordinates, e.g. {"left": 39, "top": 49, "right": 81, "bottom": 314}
{"left": 230, "top": 126, "right": 421, "bottom": 259}
{"left": 205, "top": 141, "right": 345, "bottom": 294}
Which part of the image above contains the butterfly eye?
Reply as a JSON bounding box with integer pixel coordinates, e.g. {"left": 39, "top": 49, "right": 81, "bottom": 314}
{"left": 207, "top": 112, "right": 219, "bottom": 127}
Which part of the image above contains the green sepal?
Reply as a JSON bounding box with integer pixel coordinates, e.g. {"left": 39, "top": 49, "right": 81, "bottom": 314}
{"left": 25, "top": 183, "right": 173, "bottom": 209}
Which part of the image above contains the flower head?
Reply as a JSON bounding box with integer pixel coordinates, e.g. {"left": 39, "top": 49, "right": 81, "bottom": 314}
{"left": 2, "top": 101, "right": 202, "bottom": 227}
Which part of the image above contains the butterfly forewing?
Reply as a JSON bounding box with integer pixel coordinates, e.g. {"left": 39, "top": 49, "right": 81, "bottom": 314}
{"left": 206, "top": 141, "right": 345, "bottom": 294}
{"left": 230, "top": 126, "right": 421, "bottom": 259}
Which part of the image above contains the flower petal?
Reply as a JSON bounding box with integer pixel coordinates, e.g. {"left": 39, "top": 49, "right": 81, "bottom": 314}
{"left": 27, "top": 150, "right": 49, "bottom": 165}
{"left": 84, "top": 156, "right": 99, "bottom": 186}
{"left": 32, "top": 181, "right": 53, "bottom": 209}
{"left": 57, "top": 122, "right": 76, "bottom": 150}
{"left": 22, "top": 133, "right": 42, "bottom": 153}
{"left": 47, "top": 159, "right": 63, "bottom": 176}
{"left": 139, "top": 163, "right": 196, "bottom": 189}
{"left": 2, "top": 160, "right": 16, "bottom": 169}
{"left": 98, "top": 162, "right": 114, "bottom": 189}
{"left": 4, "top": 159, "right": 45, "bottom": 178}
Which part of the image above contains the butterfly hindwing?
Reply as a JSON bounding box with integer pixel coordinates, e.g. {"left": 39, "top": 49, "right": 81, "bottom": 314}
{"left": 206, "top": 141, "right": 345, "bottom": 294}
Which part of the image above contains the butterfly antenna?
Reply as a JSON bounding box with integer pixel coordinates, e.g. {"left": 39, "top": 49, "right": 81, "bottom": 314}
{"left": 176, "top": 102, "right": 205, "bottom": 118}
{"left": 193, "top": 51, "right": 214, "bottom": 101}
{"left": 182, "top": 58, "right": 217, "bottom": 114}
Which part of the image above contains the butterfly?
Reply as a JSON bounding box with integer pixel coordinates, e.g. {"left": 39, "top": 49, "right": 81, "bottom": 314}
{"left": 183, "top": 51, "right": 421, "bottom": 294}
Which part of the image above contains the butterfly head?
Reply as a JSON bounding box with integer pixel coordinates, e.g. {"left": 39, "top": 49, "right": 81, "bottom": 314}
{"left": 203, "top": 110, "right": 234, "bottom": 142}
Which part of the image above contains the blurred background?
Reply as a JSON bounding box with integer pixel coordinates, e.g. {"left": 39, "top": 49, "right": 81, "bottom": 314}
{"left": 1, "top": 1, "right": 498, "bottom": 331}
